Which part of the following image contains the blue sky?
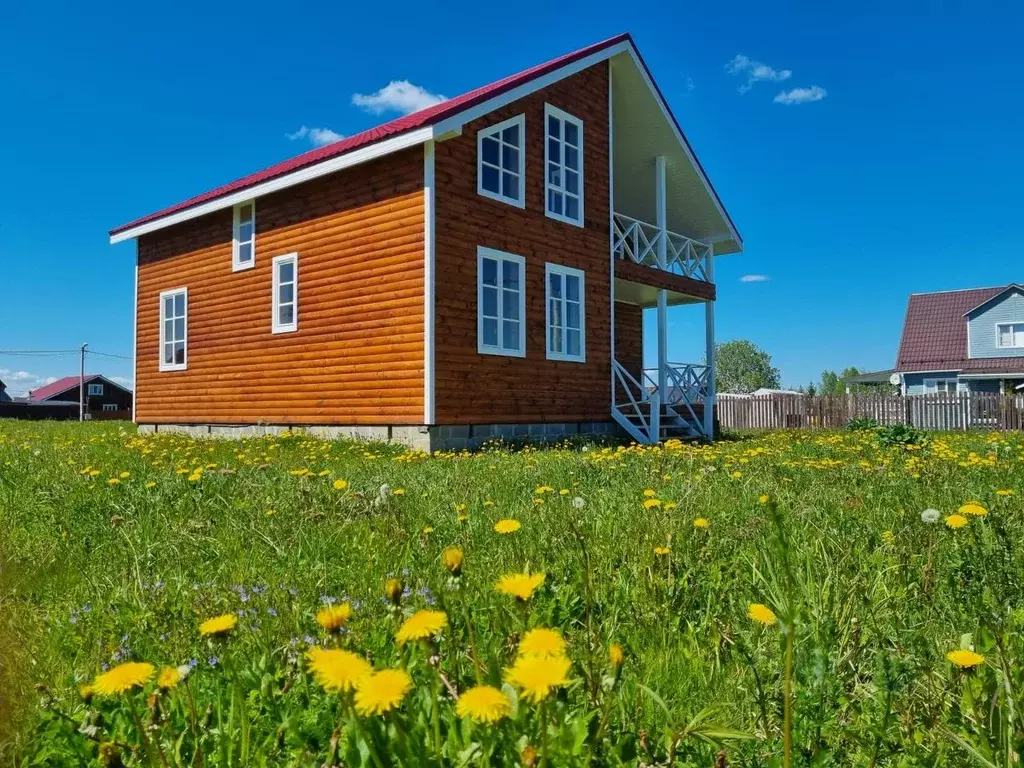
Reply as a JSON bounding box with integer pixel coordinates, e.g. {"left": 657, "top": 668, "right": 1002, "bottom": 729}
{"left": 1, "top": 1, "right": 1022, "bottom": 395}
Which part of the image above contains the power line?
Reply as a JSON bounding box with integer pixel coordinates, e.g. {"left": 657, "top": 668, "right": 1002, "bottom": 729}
{"left": 0, "top": 348, "right": 132, "bottom": 360}
{"left": 86, "top": 350, "right": 133, "bottom": 361}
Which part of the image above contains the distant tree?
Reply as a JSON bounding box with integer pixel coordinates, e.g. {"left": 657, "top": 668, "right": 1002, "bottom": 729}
{"left": 820, "top": 367, "right": 864, "bottom": 395}
{"left": 805, "top": 381, "right": 818, "bottom": 397}
{"left": 714, "top": 340, "right": 781, "bottom": 394}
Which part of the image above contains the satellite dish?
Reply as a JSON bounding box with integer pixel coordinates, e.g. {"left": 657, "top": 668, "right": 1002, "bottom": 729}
{"left": 889, "top": 373, "right": 901, "bottom": 386}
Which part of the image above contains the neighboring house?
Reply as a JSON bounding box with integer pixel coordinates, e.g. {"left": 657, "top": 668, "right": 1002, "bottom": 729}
{"left": 29, "top": 375, "right": 134, "bottom": 416}
{"left": 0, "top": 378, "right": 11, "bottom": 403}
{"left": 895, "top": 284, "right": 1024, "bottom": 395}
{"left": 108, "top": 33, "right": 742, "bottom": 449}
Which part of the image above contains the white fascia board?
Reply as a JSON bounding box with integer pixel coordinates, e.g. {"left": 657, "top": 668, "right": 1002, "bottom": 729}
{"left": 109, "top": 126, "right": 435, "bottom": 244}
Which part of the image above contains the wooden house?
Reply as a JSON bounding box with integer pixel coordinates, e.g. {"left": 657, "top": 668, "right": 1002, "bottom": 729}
{"left": 109, "top": 33, "right": 742, "bottom": 449}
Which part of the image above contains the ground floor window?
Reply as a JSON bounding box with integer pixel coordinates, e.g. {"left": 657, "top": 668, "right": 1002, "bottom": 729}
{"left": 545, "top": 263, "right": 585, "bottom": 362}
{"left": 923, "top": 378, "right": 958, "bottom": 394}
{"left": 477, "top": 247, "right": 525, "bottom": 356}
{"left": 102, "top": 404, "right": 119, "bottom": 412}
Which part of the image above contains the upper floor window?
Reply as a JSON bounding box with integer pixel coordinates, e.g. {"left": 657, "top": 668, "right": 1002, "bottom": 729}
{"left": 87, "top": 382, "right": 104, "bottom": 396}
{"left": 233, "top": 201, "right": 256, "bottom": 271}
{"left": 544, "top": 104, "right": 584, "bottom": 227}
{"left": 478, "top": 247, "right": 525, "bottom": 357}
{"left": 159, "top": 287, "right": 188, "bottom": 371}
{"left": 997, "top": 322, "right": 1024, "bottom": 349}
{"left": 272, "top": 253, "right": 298, "bottom": 334}
{"left": 545, "top": 263, "right": 585, "bottom": 362}
{"left": 478, "top": 115, "right": 525, "bottom": 208}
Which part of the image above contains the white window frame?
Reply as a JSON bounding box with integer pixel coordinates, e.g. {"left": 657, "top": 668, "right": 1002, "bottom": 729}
{"left": 543, "top": 104, "right": 584, "bottom": 227}
{"left": 545, "top": 263, "right": 586, "bottom": 363}
{"left": 272, "top": 253, "right": 299, "bottom": 334}
{"left": 87, "top": 382, "right": 104, "bottom": 396}
{"left": 159, "top": 287, "right": 188, "bottom": 372}
{"left": 102, "top": 403, "right": 119, "bottom": 412}
{"left": 996, "top": 322, "right": 1024, "bottom": 349}
{"left": 923, "top": 377, "right": 959, "bottom": 394}
{"left": 477, "top": 114, "right": 526, "bottom": 208}
{"left": 232, "top": 200, "right": 256, "bottom": 272}
{"left": 477, "top": 246, "right": 526, "bottom": 358}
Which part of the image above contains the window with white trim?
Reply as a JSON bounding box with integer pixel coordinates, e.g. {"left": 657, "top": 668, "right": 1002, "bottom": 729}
{"left": 924, "top": 378, "right": 959, "bottom": 394}
{"left": 102, "top": 403, "right": 118, "bottom": 412}
{"left": 87, "top": 382, "right": 104, "bottom": 396}
{"left": 272, "top": 253, "right": 298, "bottom": 334}
{"left": 478, "top": 115, "right": 525, "bottom": 207}
{"left": 233, "top": 201, "right": 256, "bottom": 271}
{"left": 545, "top": 263, "right": 585, "bottom": 362}
{"left": 159, "top": 288, "right": 188, "bottom": 371}
{"left": 997, "top": 322, "right": 1024, "bottom": 349}
{"left": 544, "top": 104, "right": 584, "bottom": 226}
{"left": 478, "top": 247, "right": 525, "bottom": 357}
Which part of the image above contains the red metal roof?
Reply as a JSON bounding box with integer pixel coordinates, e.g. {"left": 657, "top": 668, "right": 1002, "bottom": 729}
{"left": 895, "top": 286, "right": 1013, "bottom": 372}
{"left": 111, "top": 33, "right": 634, "bottom": 237}
{"left": 29, "top": 375, "right": 101, "bottom": 401}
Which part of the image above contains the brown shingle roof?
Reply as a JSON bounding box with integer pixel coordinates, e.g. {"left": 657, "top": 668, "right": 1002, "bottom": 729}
{"left": 895, "top": 286, "right": 1006, "bottom": 372}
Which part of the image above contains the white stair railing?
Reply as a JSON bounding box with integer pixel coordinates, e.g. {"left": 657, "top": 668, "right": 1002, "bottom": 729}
{"left": 639, "top": 362, "right": 712, "bottom": 439}
{"left": 612, "top": 360, "right": 658, "bottom": 444}
{"left": 612, "top": 213, "right": 712, "bottom": 281}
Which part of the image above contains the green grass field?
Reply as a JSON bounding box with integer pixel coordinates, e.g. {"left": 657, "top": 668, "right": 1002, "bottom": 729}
{"left": 1, "top": 421, "right": 1022, "bottom": 766}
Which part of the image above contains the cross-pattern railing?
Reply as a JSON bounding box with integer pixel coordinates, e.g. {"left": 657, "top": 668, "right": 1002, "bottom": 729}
{"left": 642, "top": 362, "right": 712, "bottom": 439}
{"left": 612, "top": 213, "right": 712, "bottom": 282}
{"left": 612, "top": 360, "right": 659, "bottom": 444}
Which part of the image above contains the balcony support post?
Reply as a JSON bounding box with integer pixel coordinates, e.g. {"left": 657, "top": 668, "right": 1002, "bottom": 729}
{"left": 655, "top": 155, "right": 669, "bottom": 402}
{"left": 704, "top": 249, "right": 716, "bottom": 440}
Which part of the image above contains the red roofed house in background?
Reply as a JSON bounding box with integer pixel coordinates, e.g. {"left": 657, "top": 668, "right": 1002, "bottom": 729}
{"left": 109, "top": 33, "right": 742, "bottom": 449}
{"left": 29, "top": 375, "right": 134, "bottom": 419}
{"left": 895, "top": 284, "right": 1024, "bottom": 395}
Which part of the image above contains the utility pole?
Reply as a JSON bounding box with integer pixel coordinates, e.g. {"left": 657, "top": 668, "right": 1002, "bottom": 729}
{"left": 79, "top": 343, "right": 88, "bottom": 422}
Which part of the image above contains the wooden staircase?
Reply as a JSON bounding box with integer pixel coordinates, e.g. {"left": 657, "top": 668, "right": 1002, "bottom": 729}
{"left": 612, "top": 360, "right": 712, "bottom": 444}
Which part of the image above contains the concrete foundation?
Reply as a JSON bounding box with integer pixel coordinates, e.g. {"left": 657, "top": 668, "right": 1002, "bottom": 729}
{"left": 136, "top": 420, "right": 620, "bottom": 452}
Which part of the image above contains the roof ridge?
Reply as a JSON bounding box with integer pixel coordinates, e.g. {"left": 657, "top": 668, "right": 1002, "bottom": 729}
{"left": 909, "top": 284, "right": 1010, "bottom": 296}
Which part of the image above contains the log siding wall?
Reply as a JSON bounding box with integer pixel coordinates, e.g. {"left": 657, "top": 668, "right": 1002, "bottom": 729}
{"left": 433, "top": 62, "right": 612, "bottom": 423}
{"left": 135, "top": 149, "right": 425, "bottom": 425}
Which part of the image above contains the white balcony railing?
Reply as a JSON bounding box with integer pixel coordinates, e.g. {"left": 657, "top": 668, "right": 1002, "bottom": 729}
{"left": 612, "top": 213, "right": 712, "bottom": 282}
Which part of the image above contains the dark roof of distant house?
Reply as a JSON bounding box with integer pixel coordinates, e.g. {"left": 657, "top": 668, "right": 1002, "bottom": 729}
{"left": 895, "top": 285, "right": 1024, "bottom": 374}
{"left": 109, "top": 33, "right": 740, "bottom": 246}
{"left": 29, "top": 374, "right": 131, "bottom": 401}
{"left": 847, "top": 369, "right": 895, "bottom": 384}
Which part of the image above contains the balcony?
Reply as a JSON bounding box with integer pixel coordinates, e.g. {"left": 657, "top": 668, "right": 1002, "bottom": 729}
{"left": 612, "top": 213, "right": 713, "bottom": 281}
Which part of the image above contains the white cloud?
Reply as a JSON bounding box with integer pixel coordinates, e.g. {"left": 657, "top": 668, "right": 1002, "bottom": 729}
{"left": 110, "top": 376, "right": 134, "bottom": 389}
{"left": 0, "top": 368, "right": 59, "bottom": 397}
{"left": 740, "top": 274, "right": 770, "bottom": 283}
{"left": 286, "top": 126, "right": 344, "bottom": 146}
{"left": 684, "top": 76, "right": 695, "bottom": 94}
{"left": 774, "top": 86, "right": 827, "bottom": 105}
{"left": 351, "top": 80, "right": 446, "bottom": 115}
{"left": 726, "top": 54, "right": 792, "bottom": 94}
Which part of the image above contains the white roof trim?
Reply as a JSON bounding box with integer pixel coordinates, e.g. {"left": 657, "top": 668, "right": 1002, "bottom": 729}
{"left": 110, "top": 38, "right": 739, "bottom": 249}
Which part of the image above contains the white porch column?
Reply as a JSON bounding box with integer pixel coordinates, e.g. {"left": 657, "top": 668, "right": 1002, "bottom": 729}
{"left": 655, "top": 155, "right": 668, "bottom": 397}
{"left": 704, "top": 251, "right": 716, "bottom": 439}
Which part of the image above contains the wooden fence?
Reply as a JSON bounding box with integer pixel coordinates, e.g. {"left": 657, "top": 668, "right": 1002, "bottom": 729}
{"left": 717, "top": 393, "right": 1024, "bottom": 432}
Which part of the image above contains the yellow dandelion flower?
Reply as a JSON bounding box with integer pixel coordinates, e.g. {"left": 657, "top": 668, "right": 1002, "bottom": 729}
{"left": 92, "top": 662, "right": 155, "bottom": 696}
{"left": 759, "top": 494, "right": 770, "bottom": 504}
{"left": 107, "top": 478, "right": 120, "bottom": 486}
{"left": 156, "top": 666, "right": 181, "bottom": 690}
{"left": 316, "top": 603, "right": 353, "bottom": 633}
{"left": 422, "top": 525, "right": 434, "bottom": 534}
{"left": 79, "top": 684, "right": 95, "bottom": 702}
{"left": 505, "top": 654, "right": 572, "bottom": 703}
{"left": 494, "top": 519, "right": 521, "bottom": 534}
{"left": 483, "top": 500, "right": 495, "bottom": 507}
{"left": 693, "top": 518, "right": 710, "bottom": 529}
{"left": 643, "top": 489, "right": 657, "bottom": 497}
{"left": 353, "top": 668, "right": 412, "bottom": 716}
{"left": 747, "top": 603, "right": 777, "bottom": 626}
{"left": 945, "top": 514, "right": 968, "bottom": 529}
{"left": 518, "top": 628, "right": 566, "bottom": 659}
{"left": 307, "top": 648, "right": 372, "bottom": 692}
{"left": 608, "top": 643, "right": 625, "bottom": 668}
{"left": 392, "top": 488, "right": 405, "bottom": 495}
{"left": 946, "top": 649, "right": 984, "bottom": 668}
{"left": 495, "top": 572, "right": 545, "bottom": 601}
{"left": 333, "top": 479, "right": 348, "bottom": 490}
{"left": 456, "top": 685, "right": 511, "bottom": 723}
{"left": 198, "top": 613, "right": 237, "bottom": 637}
{"left": 731, "top": 471, "right": 742, "bottom": 479}
{"left": 442, "top": 546, "right": 463, "bottom": 575}
{"left": 882, "top": 530, "right": 894, "bottom": 543}
{"left": 996, "top": 489, "right": 1014, "bottom": 497}
{"left": 144, "top": 481, "right": 156, "bottom": 489}
{"left": 958, "top": 503, "right": 987, "bottom": 517}
{"left": 384, "top": 578, "right": 404, "bottom": 605}
{"left": 395, "top": 609, "right": 448, "bottom": 644}
{"left": 643, "top": 499, "right": 661, "bottom": 510}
